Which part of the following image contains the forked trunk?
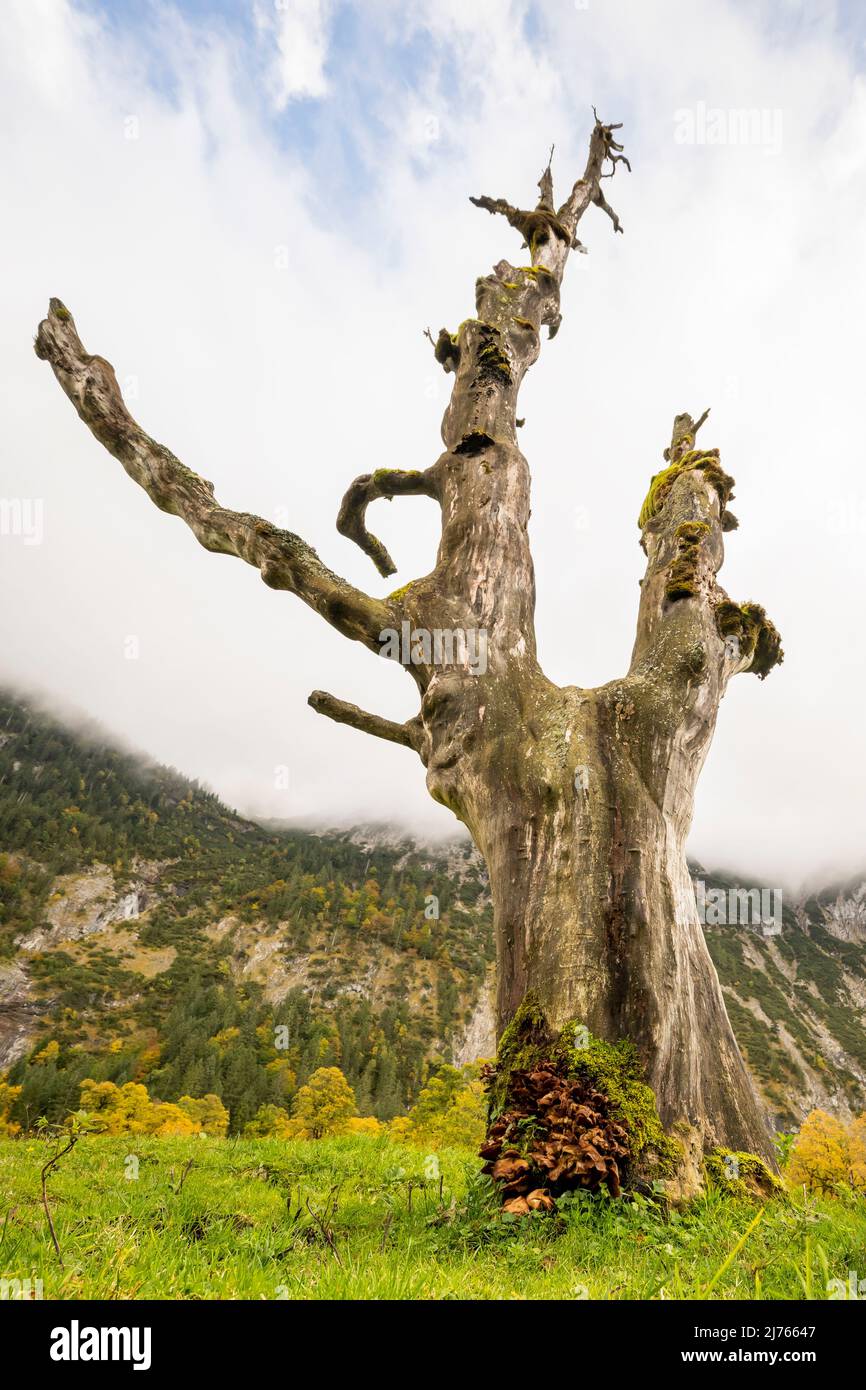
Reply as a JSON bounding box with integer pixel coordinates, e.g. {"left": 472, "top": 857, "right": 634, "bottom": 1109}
{"left": 35, "top": 116, "right": 783, "bottom": 1183}
{"left": 419, "top": 652, "right": 776, "bottom": 1168}
{"left": 478, "top": 698, "right": 774, "bottom": 1162}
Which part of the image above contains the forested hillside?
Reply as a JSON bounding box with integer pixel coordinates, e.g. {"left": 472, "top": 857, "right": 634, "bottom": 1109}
{"left": 0, "top": 690, "right": 493, "bottom": 1131}
{"left": 702, "top": 868, "right": 866, "bottom": 1126}
{"left": 1, "top": 687, "right": 864, "bottom": 1135}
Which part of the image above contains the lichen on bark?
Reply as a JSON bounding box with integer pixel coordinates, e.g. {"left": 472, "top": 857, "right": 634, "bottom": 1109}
{"left": 34, "top": 113, "right": 785, "bottom": 1194}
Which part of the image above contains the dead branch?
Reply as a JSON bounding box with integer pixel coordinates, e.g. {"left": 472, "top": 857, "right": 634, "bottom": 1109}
{"left": 34, "top": 299, "right": 391, "bottom": 654}
{"left": 170, "top": 1158, "right": 195, "bottom": 1194}
{"left": 305, "top": 1192, "right": 342, "bottom": 1265}
{"left": 557, "top": 111, "right": 631, "bottom": 240}
{"left": 308, "top": 690, "right": 425, "bottom": 754}
{"left": 337, "top": 467, "right": 439, "bottom": 577}
{"left": 40, "top": 1131, "right": 78, "bottom": 1268}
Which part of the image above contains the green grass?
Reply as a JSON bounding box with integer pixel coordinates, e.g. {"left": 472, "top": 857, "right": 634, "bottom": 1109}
{"left": 1, "top": 1135, "right": 865, "bottom": 1300}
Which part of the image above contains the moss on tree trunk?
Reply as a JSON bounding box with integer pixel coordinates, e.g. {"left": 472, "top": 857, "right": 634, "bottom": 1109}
{"left": 35, "top": 116, "right": 783, "bottom": 1197}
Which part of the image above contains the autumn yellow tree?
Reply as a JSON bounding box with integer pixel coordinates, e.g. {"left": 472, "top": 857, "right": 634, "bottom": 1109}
{"left": 0, "top": 1077, "right": 22, "bottom": 1137}
{"left": 289, "top": 1067, "right": 357, "bottom": 1139}
{"left": 243, "top": 1103, "right": 293, "bottom": 1138}
{"left": 176, "top": 1094, "right": 229, "bottom": 1137}
{"left": 390, "top": 1063, "right": 487, "bottom": 1150}
{"left": 345, "top": 1116, "right": 383, "bottom": 1136}
{"left": 787, "top": 1109, "right": 866, "bottom": 1192}
{"left": 79, "top": 1080, "right": 153, "bottom": 1134}
{"left": 145, "top": 1102, "right": 199, "bottom": 1137}
{"left": 77, "top": 1080, "right": 228, "bottom": 1137}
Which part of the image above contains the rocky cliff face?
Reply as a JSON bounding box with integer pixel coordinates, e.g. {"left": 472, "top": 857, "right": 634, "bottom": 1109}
{"left": 0, "top": 958, "right": 42, "bottom": 1069}
{"left": 698, "top": 866, "right": 866, "bottom": 1125}
{"left": 1, "top": 688, "right": 864, "bottom": 1130}
{"left": 820, "top": 885, "right": 866, "bottom": 944}
{"left": 10, "top": 839, "right": 861, "bottom": 1128}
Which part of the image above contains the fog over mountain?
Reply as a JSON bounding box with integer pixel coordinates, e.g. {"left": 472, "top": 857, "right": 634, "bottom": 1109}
{"left": 2, "top": 0, "right": 865, "bottom": 887}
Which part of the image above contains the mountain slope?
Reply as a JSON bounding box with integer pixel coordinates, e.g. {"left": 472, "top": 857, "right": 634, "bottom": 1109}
{"left": 701, "top": 868, "right": 866, "bottom": 1125}
{"left": 0, "top": 689, "right": 493, "bottom": 1130}
{"left": 0, "top": 687, "right": 864, "bottom": 1133}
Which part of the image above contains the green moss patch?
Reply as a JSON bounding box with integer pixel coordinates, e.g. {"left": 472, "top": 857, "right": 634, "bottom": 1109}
{"left": 638, "top": 450, "right": 735, "bottom": 530}
{"left": 386, "top": 581, "right": 415, "bottom": 603}
{"left": 371, "top": 468, "right": 424, "bottom": 489}
{"left": 666, "top": 520, "right": 710, "bottom": 602}
{"left": 520, "top": 264, "right": 557, "bottom": 279}
{"left": 704, "top": 1148, "right": 785, "bottom": 1200}
{"left": 715, "top": 601, "right": 784, "bottom": 679}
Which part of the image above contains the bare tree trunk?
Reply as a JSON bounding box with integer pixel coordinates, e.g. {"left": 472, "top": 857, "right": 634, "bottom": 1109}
{"left": 466, "top": 681, "right": 775, "bottom": 1161}
{"left": 35, "top": 116, "right": 782, "bottom": 1175}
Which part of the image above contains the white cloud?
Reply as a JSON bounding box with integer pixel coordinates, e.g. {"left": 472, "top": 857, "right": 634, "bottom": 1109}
{"left": 262, "top": 0, "right": 332, "bottom": 106}
{"left": 1, "top": 0, "right": 865, "bottom": 886}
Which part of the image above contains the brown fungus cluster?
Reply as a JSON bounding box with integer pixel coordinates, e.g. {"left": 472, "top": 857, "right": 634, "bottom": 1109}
{"left": 480, "top": 1056, "right": 631, "bottom": 1214}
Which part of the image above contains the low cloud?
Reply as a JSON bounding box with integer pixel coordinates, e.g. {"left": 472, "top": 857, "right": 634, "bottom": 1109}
{"left": 1, "top": 0, "right": 864, "bottom": 888}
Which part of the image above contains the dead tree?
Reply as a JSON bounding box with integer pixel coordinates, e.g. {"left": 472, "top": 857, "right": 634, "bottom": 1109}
{"left": 35, "top": 115, "right": 782, "bottom": 1172}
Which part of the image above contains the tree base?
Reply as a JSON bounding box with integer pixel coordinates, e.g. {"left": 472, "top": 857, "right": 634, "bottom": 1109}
{"left": 480, "top": 996, "right": 682, "bottom": 1211}
{"left": 480, "top": 996, "right": 786, "bottom": 1213}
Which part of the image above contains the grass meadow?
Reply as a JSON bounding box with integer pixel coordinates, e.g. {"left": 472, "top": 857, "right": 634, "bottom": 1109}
{"left": 2, "top": 1134, "right": 866, "bottom": 1300}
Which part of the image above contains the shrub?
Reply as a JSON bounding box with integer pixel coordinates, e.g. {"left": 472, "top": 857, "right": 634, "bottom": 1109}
{"left": 787, "top": 1108, "right": 866, "bottom": 1192}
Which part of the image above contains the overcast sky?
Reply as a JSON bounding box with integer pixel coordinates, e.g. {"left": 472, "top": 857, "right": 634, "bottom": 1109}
{"left": 1, "top": 0, "right": 864, "bottom": 888}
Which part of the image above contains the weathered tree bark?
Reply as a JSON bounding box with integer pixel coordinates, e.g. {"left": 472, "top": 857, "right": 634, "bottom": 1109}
{"left": 35, "top": 115, "right": 782, "bottom": 1171}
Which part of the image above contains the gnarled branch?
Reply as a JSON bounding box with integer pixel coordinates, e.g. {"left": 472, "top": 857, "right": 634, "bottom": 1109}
{"left": 33, "top": 299, "right": 391, "bottom": 654}
{"left": 308, "top": 690, "right": 425, "bottom": 755}
{"left": 424, "top": 326, "right": 461, "bottom": 374}
{"left": 337, "top": 467, "right": 439, "bottom": 578}
{"left": 557, "top": 112, "right": 631, "bottom": 240}
{"left": 469, "top": 114, "right": 629, "bottom": 266}
{"left": 630, "top": 410, "right": 782, "bottom": 690}
{"left": 468, "top": 193, "right": 577, "bottom": 255}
